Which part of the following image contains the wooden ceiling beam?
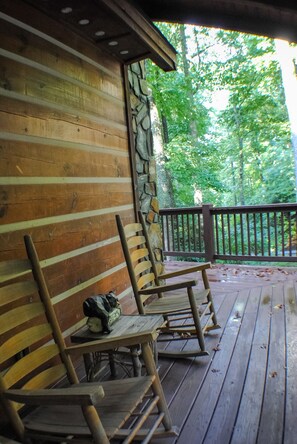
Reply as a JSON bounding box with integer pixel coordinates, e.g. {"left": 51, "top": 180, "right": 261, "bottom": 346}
{"left": 100, "top": 0, "right": 177, "bottom": 71}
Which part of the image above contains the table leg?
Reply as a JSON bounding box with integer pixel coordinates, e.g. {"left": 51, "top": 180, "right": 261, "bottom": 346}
{"left": 130, "top": 346, "right": 142, "bottom": 376}
{"left": 108, "top": 352, "right": 117, "bottom": 378}
{"left": 83, "top": 353, "right": 94, "bottom": 382}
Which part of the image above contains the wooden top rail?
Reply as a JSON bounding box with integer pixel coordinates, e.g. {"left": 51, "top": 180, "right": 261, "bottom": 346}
{"left": 160, "top": 203, "right": 297, "bottom": 215}
{"left": 159, "top": 203, "right": 297, "bottom": 263}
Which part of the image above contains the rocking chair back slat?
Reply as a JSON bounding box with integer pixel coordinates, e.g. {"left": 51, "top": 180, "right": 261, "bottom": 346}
{"left": 0, "top": 302, "right": 45, "bottom": 335}
{"left": 0, "top": 259, "right": 31, "bottom": 284}
{"left": 137, "top": 273, "right": 156, "bottom": 290}
{"left": 124, "top": 222, "right": 142, "bottom": 237}
{"left": 116, "top": 212, "right": 221, "bottom": 359}
{"left": 0, "top": 280, "right": 38, "bottom": 306}
{"left": 0, "top": 234, "right": 176, "bottom": 443}
{"left": 0, "top": 324, "right": 52, "bottom": 365}
{"left": 131, "top": 247, "right": 149, "bottom": 263}
{"left": 3, "top": 344, "right": 60, "bottom": 390}
{"left": 127, "top": 234, "right": 146, "bottom": 249}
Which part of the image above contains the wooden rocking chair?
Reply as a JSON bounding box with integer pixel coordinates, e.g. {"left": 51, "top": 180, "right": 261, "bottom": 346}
{"left": 116, "top": 212, "right": 220, "bottom": 359}
{"left": 0, "top": 235, "right": 177, "bottom": 443}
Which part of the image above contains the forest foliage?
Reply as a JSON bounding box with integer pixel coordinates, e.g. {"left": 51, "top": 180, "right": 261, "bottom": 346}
{"left": 146, "top": 25, "right": 295, "bottom": 208}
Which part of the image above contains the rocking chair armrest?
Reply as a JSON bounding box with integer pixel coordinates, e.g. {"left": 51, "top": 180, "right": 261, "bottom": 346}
{"left": 139, "top": 279, "right": 197, "bottom": 295}
{"left": 159, "top": 262, "right": 211, "bottom": 280}
{"left": 4, "top": 385, "right": 105, "bottom": 406}
{"left": 65, "top": 330, "right": 158, "bottom": 356}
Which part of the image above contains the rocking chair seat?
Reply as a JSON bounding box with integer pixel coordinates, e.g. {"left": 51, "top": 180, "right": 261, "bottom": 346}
{"left": 116, "top": 211, "right": 220, "bottom": 359}
{"left": 143, "top": 289, "right": 210, "bottom": 315}
{"left": 23, "top": 377, "right": 154, "bottom": 439}
{"left": 0, "top": 235, "right": 177, "bottom": 444}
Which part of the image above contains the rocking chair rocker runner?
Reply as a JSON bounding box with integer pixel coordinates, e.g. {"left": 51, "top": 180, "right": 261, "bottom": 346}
{"left": 116, "top": 212, "right": 220, "bottom": 359}
{"left": 0, "top": 235, "right": 177, "bottom": 443}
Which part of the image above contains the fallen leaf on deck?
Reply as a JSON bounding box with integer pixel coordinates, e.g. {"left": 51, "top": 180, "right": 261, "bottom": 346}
{"left": 270, "top": 371, "right": 278, "bottom": 378}
{"left": 274, "top": 304, "right": 283, "bottom": 310}
{"left": 211, "top": 368, "right": 220, "bottom": 373}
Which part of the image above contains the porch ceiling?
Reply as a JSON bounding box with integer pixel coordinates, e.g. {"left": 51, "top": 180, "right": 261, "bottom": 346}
{"left": 23, "top": 0, "right": 177, "bottom": 71}
{"left": 133, "top": 0, "right": 297, "bottom": 42}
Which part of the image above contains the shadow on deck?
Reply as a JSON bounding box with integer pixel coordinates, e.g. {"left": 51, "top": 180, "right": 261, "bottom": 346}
{"left": 152, "top": 261, "right": 297, "bottom": 444}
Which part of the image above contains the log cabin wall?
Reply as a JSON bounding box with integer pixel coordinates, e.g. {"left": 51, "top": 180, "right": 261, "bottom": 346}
{"left": 0, "top": 0, "right": 177, "bottom": 432}
{"left": 0, "top": 0, "right": 137, "bottom": 354}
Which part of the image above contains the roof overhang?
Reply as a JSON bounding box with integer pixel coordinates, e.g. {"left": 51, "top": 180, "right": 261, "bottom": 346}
{"left": 133, "top": 0, "right": 297, "bottom": 43}
{"left": 23, "top": 0, "right": 177, "bottom": 71}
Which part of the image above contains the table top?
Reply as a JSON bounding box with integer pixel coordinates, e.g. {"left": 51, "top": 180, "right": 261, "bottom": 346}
{"left": 71, "top": 314, "right": 165, "bottom": 343}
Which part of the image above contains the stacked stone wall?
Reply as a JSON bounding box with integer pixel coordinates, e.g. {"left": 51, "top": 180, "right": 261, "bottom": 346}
{"left": 128, "top": 62, "right": 164, "bottom": 274}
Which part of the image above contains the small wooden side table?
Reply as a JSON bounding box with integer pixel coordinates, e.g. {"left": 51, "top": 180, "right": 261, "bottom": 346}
{"left": 71, "top": 314, "right": 164, "bottom": 381}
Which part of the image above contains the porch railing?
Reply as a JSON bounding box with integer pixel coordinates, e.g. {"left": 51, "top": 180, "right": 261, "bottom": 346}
{"left": 159, "top": 203, "right": 297, "bottom": 263}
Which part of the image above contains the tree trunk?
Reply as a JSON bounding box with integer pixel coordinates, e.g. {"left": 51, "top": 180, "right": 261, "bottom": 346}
{"left": 150, "top": 100, "right": 175, "bottom": 208}
{"left": 238, "top": 137, "right": 245, "bottom": 205}
{"left": 231, "top": 160, "right": 238, "bottom": 206}
{"left": 179, "top": 25, "right": 198, "bottom": 140}
{"left": 275, "top": 39, "right": 297, "bottom": 199}
{"left": 233, "top": 105, "right": 245, "bottom": 205}
{"left": 161, "top": 113, "right": 169, "bottom": 144}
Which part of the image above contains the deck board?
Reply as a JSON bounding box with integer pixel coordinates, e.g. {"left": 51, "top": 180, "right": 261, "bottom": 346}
{"left": 257, "top": 283, "right": 286, "bottom": 444}
{"left": 204, "top": 287, "right": 261, "bottom": 444}
{"left": 2, "top": 262, "right": 297, "bottom": 444}
{"left": 231, "top": 286, "right": 271, "bottom": 444}
{"left": 152, "top": 262, "right": 297, "bottom": 444}
{"left": 283, "top": 282, "right": 297, "bottom": 444}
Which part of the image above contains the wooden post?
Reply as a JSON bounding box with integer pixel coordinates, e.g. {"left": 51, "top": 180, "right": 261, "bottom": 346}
{"left": 202, "top": 204, "right": 215, "bottom": 263}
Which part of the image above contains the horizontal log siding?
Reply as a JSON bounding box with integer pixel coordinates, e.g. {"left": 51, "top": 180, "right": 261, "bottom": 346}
{"left": 0, "top": 0, "right": 137, "bottom": 406}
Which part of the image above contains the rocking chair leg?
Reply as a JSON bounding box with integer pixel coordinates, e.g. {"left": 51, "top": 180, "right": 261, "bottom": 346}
{"left": 202, "top": 269, "right": 219, "bottom": 327}
{"left": 141, "top": 343, "right": 173, "bottom": 432}
{"left": 82, "top": 405, "right": 109, "bottom": 444}
{"left": 187, "top": 286, "right": 206, "bottom": 352}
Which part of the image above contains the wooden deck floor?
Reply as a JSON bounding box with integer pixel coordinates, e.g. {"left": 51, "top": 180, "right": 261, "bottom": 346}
{"left": 2, "top": 263, "right": 297, "bottom": 443}
{"left": 152, "top": 262, "right": 297, "bottom": 444}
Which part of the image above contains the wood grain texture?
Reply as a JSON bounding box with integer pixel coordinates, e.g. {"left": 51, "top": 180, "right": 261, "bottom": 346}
{"left": 0, "top": 302, "right": 45, "bottom": 335}
{"left": 0, "top": 209, "right": 134, "bottom": 259}
{"left": 257, "top": 283, "right": 286, "bottom": 444}
{"left": 0, "top": 324, "right": 52, "bottom": 365}
{"left": 0, "top": 280, "right": 37, "bottom": 306}
{"left": 0, "top": 107, "right": 128, "bottom": 148}
{"left": 0, "top": 0, "right": 122, "bottom": 77}
{"left": 0, "top": 17, "right": 124, "bottom": 100}
{"left": 0, "top": 57, "right": 126, "bottom": 125}
{"left": 3, "top": 344, "right": 60, "bottom": 388}
{"left": 148, "top": 262, "right": 297, "bottom": 444}
{"left": 0, "top": 0, "right": 136, "bottom": 393}
{"left": 0, "top": 183, "right": 133, "bottom": 224}
{"left": 203, "top": 287, "right": 261, "bottom": 444}
{"left": 0, "top": 139, "right": 130, "bottom": 178}
{"left": 283, "top": 282, "right": 297, "bottom": 444}
{"left": 0, "top": 259, "right": 31, "bottom": 283}
{"left": 176, "top": 289, "right": 249, "bottom": 443}
{"left": 42, "top": 240, "right": 125, "bottom": 294}
{"left": 231, "top": 286, "right": 272, "bottom": 444}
